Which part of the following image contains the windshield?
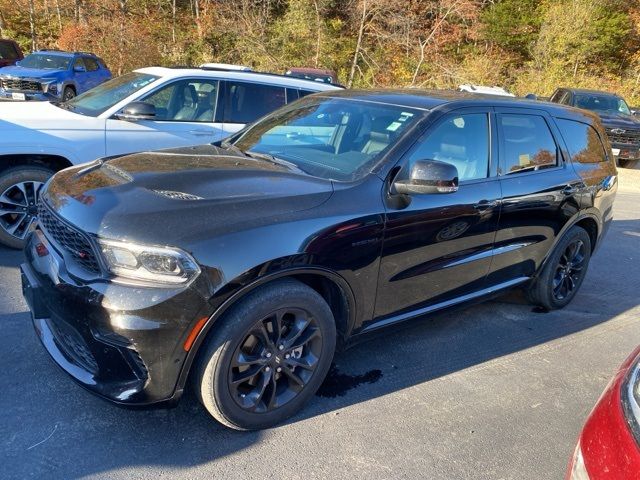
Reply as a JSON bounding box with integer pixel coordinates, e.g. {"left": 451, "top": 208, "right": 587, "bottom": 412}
{"left": 574, "top": 93, "right": 631, "bottom": 115}
{"left": 231, "top": 98, "right": 422, "bottom": 181}
{"left": 60, "top": 72, "right": 159, "bottom": 117}
{"left": 19, "top": 53, "right": 70, "bottom": 70}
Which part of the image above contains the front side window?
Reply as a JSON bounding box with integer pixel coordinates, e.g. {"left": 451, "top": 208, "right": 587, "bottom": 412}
{"left": 408, "top": 113, "right": 490, "bottom": 182}
{"left": 224, "top": 82, "right": 286, "bottom": 124}
{"left": 19, "top": 53, "right": 70, "bottom": 70}
{"left": 61, "top": 72, "right": 159, "bottom": 117}
{"left": 73, "top": 58, "right": 85, "bottom": 71}
{"left": 500, "top": 114, "right": 558, "bottom": 174}
{"left": 556, "top": 118, "right": 608, "bottom": 164}
{"left": 141, "top": 79, "right": 219, "bottom": 122}
{"left": 232, "top": 98, "right": 422, "bottom": 181}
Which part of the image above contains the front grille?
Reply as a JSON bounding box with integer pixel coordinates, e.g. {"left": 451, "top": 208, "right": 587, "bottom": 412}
{"left": 38, "top": 201, "right": 101, "bottom": 274}
{"left": 607, "top": 129, "right": 640, "bottom": 146}
{"left": 0, "top": 78, "right": 42, "bottom": 92}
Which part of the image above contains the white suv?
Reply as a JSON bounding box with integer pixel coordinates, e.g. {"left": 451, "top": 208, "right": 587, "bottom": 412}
{"left": 0, "top": 66, "right": 341, "bottom": 248}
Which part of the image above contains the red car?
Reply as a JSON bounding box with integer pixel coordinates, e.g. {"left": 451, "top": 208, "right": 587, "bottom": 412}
{"left": 0, "top": 39, "right": 23, "bottom": 68}
{"left": 566, "top": 346, "right": 640, "bottom": 479}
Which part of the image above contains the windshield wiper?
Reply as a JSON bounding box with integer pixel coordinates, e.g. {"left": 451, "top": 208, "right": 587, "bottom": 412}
{"left": 244, "top": 151, "right": 306, "bottom": 174}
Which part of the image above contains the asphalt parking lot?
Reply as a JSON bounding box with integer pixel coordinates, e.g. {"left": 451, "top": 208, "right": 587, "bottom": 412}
{"left": 2, "top": 172, "right": 639, "bottom": 480}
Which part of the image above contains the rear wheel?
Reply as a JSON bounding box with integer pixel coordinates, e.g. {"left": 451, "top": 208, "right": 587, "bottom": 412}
{"left": 0, "top": 166, "right": 53, "bottom": 249}
{"left": 526, "top": 225, "right": 592, "bottom": 310}
{"left": 195, "top": 278, "right": 336, "bottom": 430}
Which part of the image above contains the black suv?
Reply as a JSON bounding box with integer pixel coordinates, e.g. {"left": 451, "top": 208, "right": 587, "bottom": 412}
{"left": 550, "top": 88, "right": 640, "bottom": 168}
{"left": 21, "top": 91, "right": 617, "bottom": 430}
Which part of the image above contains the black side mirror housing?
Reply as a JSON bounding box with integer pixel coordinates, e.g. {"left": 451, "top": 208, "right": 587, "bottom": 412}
{"left": 393, "top": 159, "right": 459, "bottom": 195}
{"left": 114, "top": 102, "right": 157, "bottom": 122}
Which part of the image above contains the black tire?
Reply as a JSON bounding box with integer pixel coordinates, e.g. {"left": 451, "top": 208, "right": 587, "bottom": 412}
{"left": 0, "top": 166, "right": 54, "bottom": 249}
{"left": 526, "top": 225, "right": 592, "bottom": 310}
{"left": 62, "top": 86, "right": 76, "bottom": 101}
{"left": 195, "top": 278, "right": 336, "bottom": 430}
{"left": 619, "top": 159, "right": 639, "bottom": 169}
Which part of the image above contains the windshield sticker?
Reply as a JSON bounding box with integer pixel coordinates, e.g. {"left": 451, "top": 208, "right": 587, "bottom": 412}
{"left": 387, "top": 122, "right": 403, "bottom": 132}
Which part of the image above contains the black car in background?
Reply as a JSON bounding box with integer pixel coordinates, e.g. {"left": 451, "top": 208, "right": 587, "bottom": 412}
{"left": 0, "top": 39, "right": 23, "bottom": 68}
{"left": 21, "top": 90, "right": 617, "bottom": 430}
{"left": 550, "top": 87, "right": 640, "bottom": 168}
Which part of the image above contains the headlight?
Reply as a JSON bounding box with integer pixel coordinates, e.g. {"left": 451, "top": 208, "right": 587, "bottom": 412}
{"left": 98, "top": 239, "right": 200, "bottom": 285}
{"left": 568, "top": 442, "right": 590, "bottom": 480}
{"left": 622, "top": 354, "right": 640, "bottom": 445}
{"left": 41, "top": 79, "right": 58, "bottom": 94}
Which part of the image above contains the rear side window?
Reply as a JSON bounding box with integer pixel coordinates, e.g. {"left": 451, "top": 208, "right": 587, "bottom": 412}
{"left": 223, "top": 82, "right": 286, "bottom": 124}
{"left": 556, "top": 118, "right": 608, "bottom": 163}
{"left": 499, "top": 114, "right": 558, "bottom": 174}
{"left": 299, "top": 90, "right": 315, "bottom": 98}
{"left": 0, "top": 42, "right": 18, "bottom": 60}
{"left": 84, "top": 57, "right": 100, "bottom": 71}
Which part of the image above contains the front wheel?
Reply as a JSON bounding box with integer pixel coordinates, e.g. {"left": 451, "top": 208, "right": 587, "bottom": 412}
{"left": 62, "top": 86, "right": 76, "bottom": 101}
{"left": 195, "top": 279, "right": 336, "bottom": 430}
{"left": 526, "top": 225, "right": 592, "bottom": 310}
{"left": 0, "top": 167, "right": 54, "bottom": 249}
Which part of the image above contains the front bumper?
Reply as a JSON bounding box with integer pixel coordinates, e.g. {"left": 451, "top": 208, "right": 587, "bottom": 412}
{"left": 0, "top": 88, "right": 59, "bottom": 101}
{"left": 610, "top": 142, "right": 640, "bottom": 162}
{"left": 21, "top": 229, "right": 212, "bottom": 406}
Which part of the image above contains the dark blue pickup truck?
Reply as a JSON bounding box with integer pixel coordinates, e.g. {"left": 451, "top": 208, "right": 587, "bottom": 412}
{"left": 0, "top": 49, "right": 111, "bottom": 101}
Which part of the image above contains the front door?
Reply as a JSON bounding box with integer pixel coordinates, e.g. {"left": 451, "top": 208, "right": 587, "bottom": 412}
{"left": 374, "top": 109, "right": 502, "bottom": 321}
{"left": 105, "top": 78, "right": 226, "bottom": 157}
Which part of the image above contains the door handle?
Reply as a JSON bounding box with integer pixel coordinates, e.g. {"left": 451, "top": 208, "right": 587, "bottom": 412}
{"left": 473, "top": 200, "right": 499, "bottom": 210}
{"left": 189, "top": 129, "right": 213, "bottom": 136}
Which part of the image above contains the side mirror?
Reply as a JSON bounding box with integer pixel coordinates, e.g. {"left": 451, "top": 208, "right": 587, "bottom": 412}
{"left": 74, "top": 65, "right": 86, "bottom": 73}
{"left": 393, "top": 159, "right": 459, "bottom": 195}
{"left": 114, "top": 102, "right": 156, "bottom": 122}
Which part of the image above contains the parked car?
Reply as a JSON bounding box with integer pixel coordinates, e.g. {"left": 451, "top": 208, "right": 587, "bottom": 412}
{"left": 21, "top": 90, "right": 617, "bottom": 430}
{"left": 550, "top": 88, "right": 640, "bottom": 169}
{"left": 566, "top": 346, "right": 640, "bottom": 479}
{"left": 0, "top": 39, "right": 23, "bottom": 68}
{"left": 285, "top": 67, "right": 339, "bottom": 85}
{"left": 458, "top": 84, "right": 515, "bottom": 97}
{"left": 0, "top": 49, "right": 111, "bottom": 102}
{"left": 0, "top": 66, "right": 341, "bottom": 248}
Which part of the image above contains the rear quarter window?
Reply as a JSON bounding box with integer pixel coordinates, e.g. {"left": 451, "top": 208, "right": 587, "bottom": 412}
{"left": 556, "top": 118, "right": 608, "bottom": 163}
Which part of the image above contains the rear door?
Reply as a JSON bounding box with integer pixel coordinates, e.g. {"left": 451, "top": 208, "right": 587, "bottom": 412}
{"left": 220, "top": 81, "right": 287, "bottom": 135}
{"left": 105, "top": 78, "right": 225, "bottom": 156}
{"left": 486, "top": 107, "right": 585, "bottom": 285}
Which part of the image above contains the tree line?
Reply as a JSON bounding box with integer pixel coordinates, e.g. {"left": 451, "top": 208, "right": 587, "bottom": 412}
{"left": 2, "top": 0, "right": 640, "bottom": 101}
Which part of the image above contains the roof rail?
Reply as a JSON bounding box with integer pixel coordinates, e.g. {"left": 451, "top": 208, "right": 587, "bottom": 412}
{"left": 199, "top": 63, "right": 253, "bottom": 72}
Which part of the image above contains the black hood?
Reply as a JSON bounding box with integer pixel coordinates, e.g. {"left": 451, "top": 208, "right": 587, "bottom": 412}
{"left": 44, "top": 145, "right": 334, "bottom": 245}
{"left": 595, "top": 111, "right": 640, "bottom": 129}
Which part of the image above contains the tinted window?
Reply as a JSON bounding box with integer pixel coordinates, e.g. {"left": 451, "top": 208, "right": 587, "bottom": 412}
{"left": 73, "top": 58, "right": 86, "bottom": 70}
{"left": 299, "top": 90, "right": 315, "bottom": 98}
{"left": 285, "top": 88, "right": 299, "bottom": 103}
{"left": 232, "top": 98, "right": 421, "bottom": 181}
{"left": 408, "top": 114, "right": 490, "bottom": 181}
{"left": 142, "top": 79, "right": 219, "bottom": 122}
{"left": 0, "top": 42, "right": 18, "bottom": 60}
{"left": 556, "top": 118, "right": 608, "bottom": 163}
{"left": 550, "top": 90, "right": 564, "bottom": 103}
{"left": 500, "top": 114, "right": 558, "bottom": 174}
{"left": 224, "top": 82, "right": 286, "bottom": 123}
{"left": 84, "top": 57, "right": 99, "bottom": 71}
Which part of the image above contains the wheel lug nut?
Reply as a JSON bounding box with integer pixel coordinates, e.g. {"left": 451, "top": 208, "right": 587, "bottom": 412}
{"left": 265, "top": 352, "right": 272, "bottom": 358}
{"left": 265, "top": 366, "right": 271, "bottom": 372}
{"left": 285, "top": 354, "right": 290, "bottom": 359}
{"left": 276, "top": 367, "right": 282, "bottom": 373}
{"left": 278, "top": 345, "right": 284, "bottom": 351}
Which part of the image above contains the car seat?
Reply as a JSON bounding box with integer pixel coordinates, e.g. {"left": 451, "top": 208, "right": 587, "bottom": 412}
{"left": 174, "top": 84, "right": 198, "bottom": 121}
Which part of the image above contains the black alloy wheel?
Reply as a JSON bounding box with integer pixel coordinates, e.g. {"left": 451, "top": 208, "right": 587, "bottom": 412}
{"left": 526, "top": 225, "right": 592, "bottom": 310}
{"left": 196, "top": 278, "right": 336, "bottom": 430}
{"left": 229, "top": 308, "right": 322, "bottom": 413}
{"left": 551, "top": 239, "right": 586, "bottom": 301}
